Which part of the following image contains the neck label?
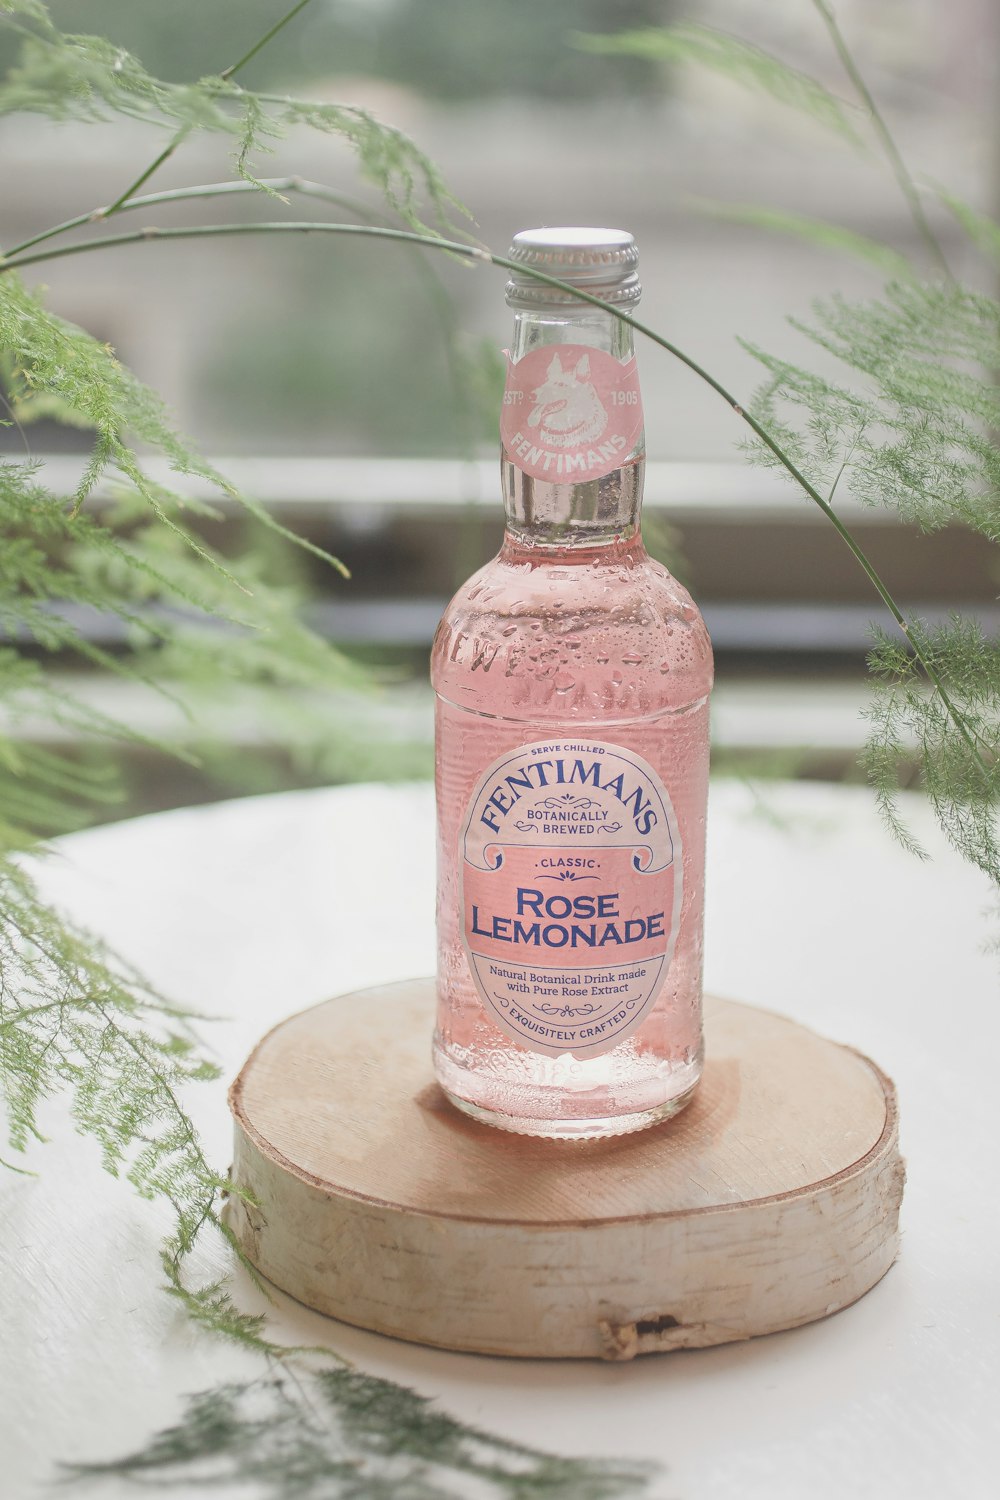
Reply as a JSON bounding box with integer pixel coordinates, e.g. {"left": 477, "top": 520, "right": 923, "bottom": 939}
{"left": 501, "top": 343, "right": 644, "bottom": 483}
{"left": 459, "top": 738, "right": 682, "bottom": 1059}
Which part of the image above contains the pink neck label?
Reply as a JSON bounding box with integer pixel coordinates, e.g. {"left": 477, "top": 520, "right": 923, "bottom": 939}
{"left": 459, "top": 739, "right": 682, "bottom": 1059}
{"left": 501, "top": 343, "right": 644, "bottom": 483}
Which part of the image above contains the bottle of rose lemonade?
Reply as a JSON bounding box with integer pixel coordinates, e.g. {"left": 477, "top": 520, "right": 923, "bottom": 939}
{"left": 432, "top": 227, "right": 712, "bottom": 1139}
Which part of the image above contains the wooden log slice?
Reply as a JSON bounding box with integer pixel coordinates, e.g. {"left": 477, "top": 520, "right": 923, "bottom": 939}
{"left": 225, "top": 980, "right": 903, "bottom": 1360}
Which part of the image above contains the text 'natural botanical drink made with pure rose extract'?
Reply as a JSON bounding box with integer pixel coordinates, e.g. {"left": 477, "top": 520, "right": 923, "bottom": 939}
{"left": 432, "top": 227, "right": 713, "bottom": 1139}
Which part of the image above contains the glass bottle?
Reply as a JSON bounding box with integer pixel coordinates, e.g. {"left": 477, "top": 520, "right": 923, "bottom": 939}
{"left": 432, "top": 227, "right": 713, "bottom": 1139}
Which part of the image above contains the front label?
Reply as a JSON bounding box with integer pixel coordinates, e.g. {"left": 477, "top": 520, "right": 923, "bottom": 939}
{"left": 459, "top": 740, "right": 682, "bottom": 1058}
{"left": 500, "top": 343, "right": 644, "bottom": 484}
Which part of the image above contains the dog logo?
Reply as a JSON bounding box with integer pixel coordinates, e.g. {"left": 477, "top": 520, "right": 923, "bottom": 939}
{"left": 527, "top": 352, "right": 609, "bottom": 449}
{"left": 500, "top": 342, "right": 644, "bottom": 483}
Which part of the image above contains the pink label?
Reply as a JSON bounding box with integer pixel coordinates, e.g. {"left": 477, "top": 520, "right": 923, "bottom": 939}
{"left": 459, "top": 739, "right": 682, "bottom": 1058}
{"left": 500, "top": 343, "right": 644, "bottom": 483}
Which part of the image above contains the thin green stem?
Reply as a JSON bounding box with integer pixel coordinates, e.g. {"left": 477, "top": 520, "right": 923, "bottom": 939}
{"left": 0, "top": 220, "right": 472, "bottom": 276}
{"left": 4, "top": 176, "right": 354, "bottom": 260}
{"left": 102, "top": 127, "right": 193, "bottom": 217}
{"left": 1, "top": 216, "right": 986, "bottom": 779}
{"left": 825, "top": 429, "right": 864, "bottom": 507}
{"left": 219, "top": 0, "right": 316, "bottom": 82}
{"left": 811, "top": 0, "right": 952, "bottom": 278}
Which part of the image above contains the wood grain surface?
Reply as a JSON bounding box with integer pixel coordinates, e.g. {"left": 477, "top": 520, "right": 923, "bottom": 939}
{"left": 226, "top": 980, "right": 904, "bottom": 1359}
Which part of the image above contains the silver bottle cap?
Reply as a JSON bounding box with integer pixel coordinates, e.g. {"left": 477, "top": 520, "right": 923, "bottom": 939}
{"left": 505, "top": 227, "right": 641, "bottom": 309}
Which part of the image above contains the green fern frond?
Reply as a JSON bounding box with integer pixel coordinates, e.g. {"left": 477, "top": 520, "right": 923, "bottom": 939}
{"left": 65, "top": 1368, "right": 657, "bottom": 1499}
{"left": 741, "top": 281, "right": 1000, "bottom": 541}
{"left": 574, "top": 22, "right": 865, "bottom": 144}
{"left": 0, "top": 225, "right": 367, "bottom": 1319}
{"left": 687, "top": 199, "right": 914, "bottom": 277}
{"left": 936, "top": 191, "right": 1000, "bottom": 266}
{"left": 0, "top": 858, "right": 213, "bottom": 1158}
{"left": 0, "top": 18, "right": 467, "bottom": 234}
{"left": 0, "top": 851, "right": 283, "bottom": 1358}
{"left": 0, "top": 749, "right": 119, "bottom": 841}
{"left": 739, "top": 276, "right": 1000, "bottom": 876}
{"left": 234, "top": 90, "right": 284, "bottom": 196}
{"left": 161, "top": 1272, "right": 273, "bottom": 1351}
{"left": 862, "top": 619, "right": 1000, "bottom": 883}
{"left": 0, "top": 274, "right": 365, "bottom": 796}
{"left": 0, "top": 0, "right": 55, "bottom": 36}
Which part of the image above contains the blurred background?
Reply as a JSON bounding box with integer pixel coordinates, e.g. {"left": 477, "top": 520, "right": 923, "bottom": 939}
{"left": 2, "top": 0, "right": 998, "bottom": 816}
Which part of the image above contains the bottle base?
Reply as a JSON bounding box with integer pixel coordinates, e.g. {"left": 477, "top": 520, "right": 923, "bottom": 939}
{"left": 437, "top": 1076, "right": 700, "bottom": 1141}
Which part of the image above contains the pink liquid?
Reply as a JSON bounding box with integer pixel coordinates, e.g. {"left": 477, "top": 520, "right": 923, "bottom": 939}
{"left": 432, "top": 456, "right": 713, "bottom": 1138}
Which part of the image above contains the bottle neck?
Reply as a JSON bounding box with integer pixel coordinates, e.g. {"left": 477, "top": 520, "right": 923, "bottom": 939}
{"left": 501, "top": 305, "right": 645, "bottom": 551}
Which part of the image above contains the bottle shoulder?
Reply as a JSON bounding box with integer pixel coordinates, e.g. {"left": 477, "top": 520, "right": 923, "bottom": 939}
{"left": 437, "top": 547, "right": 701, "bottom": 622}
{"left": 432, "top": 546, "right": 713, "bottom": 720}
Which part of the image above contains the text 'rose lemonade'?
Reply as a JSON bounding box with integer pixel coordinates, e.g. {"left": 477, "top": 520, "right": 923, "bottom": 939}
{"left": 432, "top": 227, "right": 713, "bottom": 1139}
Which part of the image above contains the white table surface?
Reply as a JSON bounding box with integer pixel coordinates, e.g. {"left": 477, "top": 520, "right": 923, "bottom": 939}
{"left": 3, "top": 779, "right": 997, "bottom": 1499}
